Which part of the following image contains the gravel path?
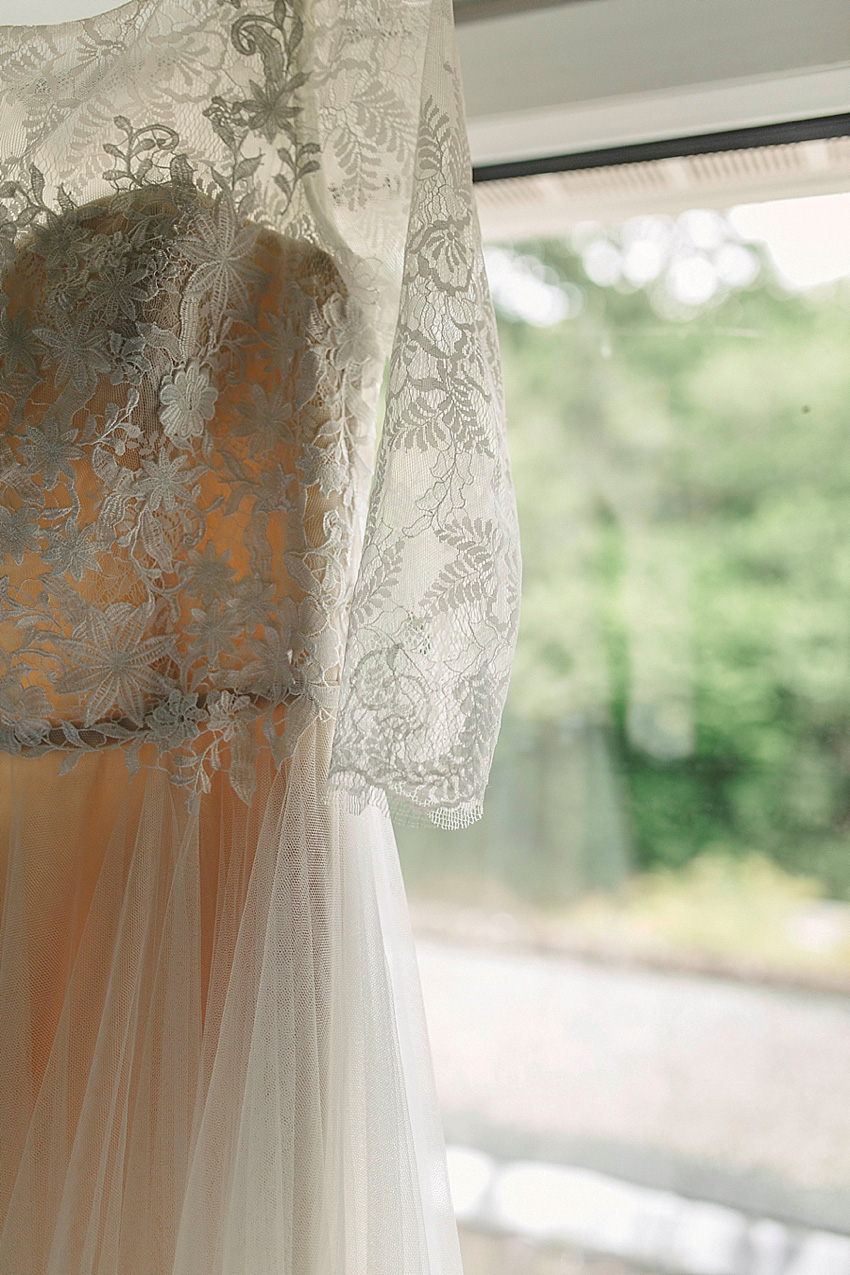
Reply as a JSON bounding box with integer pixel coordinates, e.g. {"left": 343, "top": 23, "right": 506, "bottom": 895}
{"left": 415, "top": 938, "right": 850, "bottom": 1222}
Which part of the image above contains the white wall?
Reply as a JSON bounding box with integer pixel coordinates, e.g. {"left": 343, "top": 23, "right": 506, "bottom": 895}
{"left": 458, "top": 0, "right": 850, "bottom": 165}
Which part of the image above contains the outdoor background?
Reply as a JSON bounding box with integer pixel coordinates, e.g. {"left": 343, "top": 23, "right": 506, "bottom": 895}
{"left": 395, "top": 192, "right": 850, "bottom": 1275}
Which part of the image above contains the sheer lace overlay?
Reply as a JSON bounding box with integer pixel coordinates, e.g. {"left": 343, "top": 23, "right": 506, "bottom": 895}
{"left": 0, "top": 0, "right": 519, "bottom": 822}
{"left": 0, "top": 720, "right": 464, "bottom": 1275}
{"left": 0, "top": 2, "right": 518, "bottom": 1266}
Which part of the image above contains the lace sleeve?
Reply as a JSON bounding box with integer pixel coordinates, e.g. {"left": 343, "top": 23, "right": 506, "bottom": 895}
{"left": 326, "top": 0, "right": 521, "bottom": 829}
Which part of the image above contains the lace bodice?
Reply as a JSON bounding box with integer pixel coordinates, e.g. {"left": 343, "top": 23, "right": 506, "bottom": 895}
{"left": 0, "top": 0, "right": 520, "bottom": 826}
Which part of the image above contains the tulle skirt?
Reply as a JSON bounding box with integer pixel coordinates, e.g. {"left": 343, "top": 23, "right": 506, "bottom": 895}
{"left": 0, "top": 719, "right": 461, "bottom": 1275}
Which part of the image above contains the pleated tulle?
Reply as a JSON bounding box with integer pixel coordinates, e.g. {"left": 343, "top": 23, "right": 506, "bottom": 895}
{"left": 0, "top": 721, "right": 461, "bottom": 1275}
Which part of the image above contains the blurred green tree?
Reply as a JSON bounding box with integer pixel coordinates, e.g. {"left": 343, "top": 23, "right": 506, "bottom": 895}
{"left": 397, "top": 213, "right": 850, "bottom": 903}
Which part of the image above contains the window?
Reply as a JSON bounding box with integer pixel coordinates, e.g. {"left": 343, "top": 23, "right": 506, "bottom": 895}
{"left": 396, "top": 145, "right": 850, "bottom": 1275}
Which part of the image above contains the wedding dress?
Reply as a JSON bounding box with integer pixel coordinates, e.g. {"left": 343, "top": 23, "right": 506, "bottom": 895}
{"left": 0, "top": 0, "right": 520, "bottom": 1271}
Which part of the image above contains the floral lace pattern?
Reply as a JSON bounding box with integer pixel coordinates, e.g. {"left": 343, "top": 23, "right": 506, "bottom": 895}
{"left": 0, "top": 0, "right": 520, "bottom": 823}
{"left": 326, "top": 0, "right": 521, "bottom": 827}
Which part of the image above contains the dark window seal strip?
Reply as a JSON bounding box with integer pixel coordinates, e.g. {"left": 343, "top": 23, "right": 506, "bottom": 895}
{"left": 472, "top": 113, "right": 850, "bottom": 183}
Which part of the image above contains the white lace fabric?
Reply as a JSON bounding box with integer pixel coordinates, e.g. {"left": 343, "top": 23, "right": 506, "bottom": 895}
{"left": 0, "top": 3, "right": 518, "bottom": 1267}
{"left": 0, "top": 0, "right": 520, "bottom": 827}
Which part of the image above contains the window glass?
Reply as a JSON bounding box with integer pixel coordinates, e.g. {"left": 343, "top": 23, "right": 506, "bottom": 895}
{"left": 396, "top": 190, "right": 850, "bottom": 1275}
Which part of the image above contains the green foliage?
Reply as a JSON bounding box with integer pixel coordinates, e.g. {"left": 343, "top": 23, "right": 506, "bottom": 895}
{"left": 569, "top": 851, "right": 850, "bottom": 979}
{"left": 496, "top": 227, "right": 850, "bottom": 897}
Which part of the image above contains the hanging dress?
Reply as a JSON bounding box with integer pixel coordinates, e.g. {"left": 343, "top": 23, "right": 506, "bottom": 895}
{"left": 0, "top": 0, "right": 521, "bottom": 1271}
